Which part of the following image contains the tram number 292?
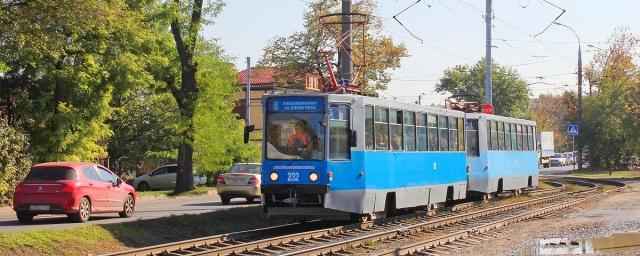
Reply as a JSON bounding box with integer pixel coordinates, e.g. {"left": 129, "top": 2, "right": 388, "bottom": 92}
{"left": 287, "top": 172, "right": 300, "bottom": 182}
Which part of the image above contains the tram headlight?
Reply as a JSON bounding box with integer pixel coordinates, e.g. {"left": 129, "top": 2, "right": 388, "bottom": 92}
{"left": 309, "top": 172, "right": 319, "bottom": 182}
{"left": 269, "top": 172, "right": 279, "bottom": 182}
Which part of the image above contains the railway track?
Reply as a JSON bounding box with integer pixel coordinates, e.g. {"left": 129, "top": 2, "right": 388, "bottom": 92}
{"left": 104, "top": 178, "right": 615, "bottom": 256}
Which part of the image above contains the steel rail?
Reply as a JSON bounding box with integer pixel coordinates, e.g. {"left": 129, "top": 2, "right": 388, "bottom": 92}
{"left": 101, "top": 221, "right": 327, "bottom": 256}
{"left": 377, "top": 180, "right": 624, "bottom": 256}
{"left": 277, "top": 183, "right": 593, "bottom": 256}
{"left": 525, "top": 180, "right": 566, "bottom": 196}
{"left": 104, "top": 179, "right": 590, "bottom": 256}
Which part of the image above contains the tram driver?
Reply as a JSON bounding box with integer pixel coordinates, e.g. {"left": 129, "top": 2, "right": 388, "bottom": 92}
{"left": 287, "top": 123, "right": 311, "bottom": 154}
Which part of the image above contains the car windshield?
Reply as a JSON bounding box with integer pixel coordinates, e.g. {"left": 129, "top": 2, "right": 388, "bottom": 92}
{"left": 25, "top": 167, "right": 76, "bottom": 181}
{"left": 265, "top": 112, "right": 325, "bottom": 160}
{"left": 229, "top": 164, "right": 261, "bottom": 174}
{"left": 553, "top": 154, "right": 563, "bottom": 158}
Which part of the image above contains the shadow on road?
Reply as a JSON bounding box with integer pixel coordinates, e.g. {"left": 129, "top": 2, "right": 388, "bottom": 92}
{"left": 182, "top": 200, "right": 261, "bottom": 207}
{"left": 0, "top": 214, "right": 121, "bottom": 228}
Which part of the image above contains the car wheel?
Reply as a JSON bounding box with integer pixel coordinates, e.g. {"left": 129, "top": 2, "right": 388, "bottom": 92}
{"left": 221, "top": 196, "right": 231, "bottom": 205}
{"left": 137, "top": 182, "right": 150, "bottom": 191}
{"left": 16, "top": 211, "right": 34, "bottom": 224}
{"left": 71, "top": 197, "right": 91, "bottom": 223}
{"left": 245, "top": 197, "right": 255, "bottom": 203}
{"left": 119, "top": 195, "right": 135, "bottom": 218}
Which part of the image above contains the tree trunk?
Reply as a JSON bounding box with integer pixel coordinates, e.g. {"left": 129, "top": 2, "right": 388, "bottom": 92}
{"left": 174, "top": 141, "right": 194, "bottom": 193}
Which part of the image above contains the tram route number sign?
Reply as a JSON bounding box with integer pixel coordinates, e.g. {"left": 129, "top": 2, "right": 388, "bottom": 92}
{"left": 268, "top": 97, "right": 324, "bottom": 112}
{"left": 567, "top": 124, "right": 579, "bottom": 136}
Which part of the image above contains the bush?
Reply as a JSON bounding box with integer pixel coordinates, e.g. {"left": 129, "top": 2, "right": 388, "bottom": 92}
{"left": 0, "top": 122, "right": 32, "bottom": 205}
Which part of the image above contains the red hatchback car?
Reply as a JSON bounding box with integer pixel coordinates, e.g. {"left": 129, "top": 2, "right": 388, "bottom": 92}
{"left": 12, "top": 162, "right": 136, "bottom": 223}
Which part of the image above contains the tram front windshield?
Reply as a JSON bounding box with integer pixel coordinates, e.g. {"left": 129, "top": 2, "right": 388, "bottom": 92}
{"left": 265, "top": 112, "right": 325, "bottom": 160}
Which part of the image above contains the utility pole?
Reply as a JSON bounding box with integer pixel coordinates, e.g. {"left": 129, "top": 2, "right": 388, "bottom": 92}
{"left": 339, "top": 0, "right": 353, "bottom": 82}
{"left": 577, "top": 45, "right": 583, "bottom": 170}
{"left": 484, "top": 0, "right": 493, "bottom": 105}
{"left": 554, "top": 21, "right": 583, "bottom": 170}
{"left": 245, "top": 57, "right": 251, "bottom": 126}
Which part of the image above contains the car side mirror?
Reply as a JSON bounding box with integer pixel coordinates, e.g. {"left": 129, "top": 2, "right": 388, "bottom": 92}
{"left": 349, "top": 129, "right": 357, "bottom": 147}
{"left": 115, "top": 178, "right": 123, "bottom": 186}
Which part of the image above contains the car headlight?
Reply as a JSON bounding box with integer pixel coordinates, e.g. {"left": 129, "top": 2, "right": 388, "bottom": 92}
{"left": 309, "top": 172, "right": 319, "bottom": 182}
{"left": 269, "top": 172, "right": 279, "bottom": 181}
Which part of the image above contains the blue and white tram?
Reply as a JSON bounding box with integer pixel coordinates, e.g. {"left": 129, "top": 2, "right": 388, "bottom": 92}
{"left": 260, "top": 93, "right": 537, "bottom": 220}
{"left": 465, "top": 113, "right": 539, "bottom": 198}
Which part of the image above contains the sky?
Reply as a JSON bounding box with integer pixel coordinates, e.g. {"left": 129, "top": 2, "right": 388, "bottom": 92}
{"left": 203, "top": 0, "right": 640, "bottom": 105}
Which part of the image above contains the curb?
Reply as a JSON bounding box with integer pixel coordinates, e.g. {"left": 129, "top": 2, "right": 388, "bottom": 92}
{"left": 136, "top": 190, "right": 219, "bottom": 201}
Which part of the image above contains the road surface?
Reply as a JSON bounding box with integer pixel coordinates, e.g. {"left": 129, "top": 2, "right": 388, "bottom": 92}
{"left": 0, "top": 192, "right": 257, "bottom": 232}
{"left": 0, "top": 165, "right": 577, "bottom": 232}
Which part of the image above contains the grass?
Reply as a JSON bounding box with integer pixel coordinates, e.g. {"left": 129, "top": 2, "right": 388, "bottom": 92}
{"left": 136, "top": 186, "right": 213, "bottom": 198}
{"left": 568, "top": 168, "right": 640, "bottom": 179}
{"left": 537, "top": 181, "right": 557, "bottom": 190}
{"left": 0, "top": 206, "right": 289, "bottom": 256}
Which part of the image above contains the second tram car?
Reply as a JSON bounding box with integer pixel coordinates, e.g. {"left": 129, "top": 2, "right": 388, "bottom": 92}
{"left": 260, "top": 93, "right": 538, "bottom": 221}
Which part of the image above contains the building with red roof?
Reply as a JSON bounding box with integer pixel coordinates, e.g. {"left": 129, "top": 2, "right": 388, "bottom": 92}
{"left": 234, "top": 67, "right": 322, "bottom": 131}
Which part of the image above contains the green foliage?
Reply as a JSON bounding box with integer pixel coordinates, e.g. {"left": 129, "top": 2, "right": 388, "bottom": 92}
{"left": 259, "top": 0, "right": 408, "bottom": 92}
{"left": 0, "top": 0, "right": 160, "bottom": 162}
{"left": 582, "top": 28, "right": 640, "bottom": 168}
{"left": 436, "top": 58, "right": 530, "bottom": 117}
{"left": 107, "top": 88, "right": 181, "bottom": 176}
{"left": 192, "top": 40, "right": 260, "bottom": 178}
{"left": 0, "top": 122, "right": 32, "bottom": 205}
{"left": 529, "top": 92, "right": 577, "bottom": 151}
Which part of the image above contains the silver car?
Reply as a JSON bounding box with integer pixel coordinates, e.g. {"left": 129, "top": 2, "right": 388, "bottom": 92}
{"left": 216, "top": 163, "right": 262, "bottom": 204}
{"left": 133, "top": 164, "right": 206, "bottom": 191}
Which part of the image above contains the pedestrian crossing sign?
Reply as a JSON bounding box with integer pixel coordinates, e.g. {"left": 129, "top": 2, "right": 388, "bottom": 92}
{"left": 567, "top": 124, "right": 579, "bottom": 135}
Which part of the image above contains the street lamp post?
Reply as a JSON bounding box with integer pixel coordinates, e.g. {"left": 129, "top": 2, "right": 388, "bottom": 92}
{"left": 553, "top": 21, "right": 583, "bottom": 170}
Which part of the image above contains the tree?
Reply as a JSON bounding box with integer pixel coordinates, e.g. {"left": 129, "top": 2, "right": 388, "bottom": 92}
{"left": 436, "top": 58, "right": 530, "bottom": 117}
{"left": 259, "top": 0, "right": 408, "bottom": 93}
{"left": 0, "top": 121, "right": 32, "bottom": 205}
{"left": 0, "top": 0, "right": 158, "bottom": 161}
{"left": 583, "top": 28, "right": 639, "bottom": 168}
{"left": 191, "top": 39, "right": 259, "bottom": 181}
{"left": 529, "top": 92, "right": 577, "bottom": 151}
{"left": 107, "top": 88, "right": 181, "bottom": 177}
{"left": 161, "top": 0, "right": 231, "bottom": 193}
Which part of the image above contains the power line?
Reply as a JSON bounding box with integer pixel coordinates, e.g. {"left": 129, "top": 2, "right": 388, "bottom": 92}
{"left": 437, "top": 0, "right": 484, "bottom": 34}
{"left": 392, "top": 0, "right": 425, "bottom": 43}
{"left": 532, "top": 0, "right": 566, "bottom": 37}
{"left": 456, "top": 0, "right": 574, "bottom": 64}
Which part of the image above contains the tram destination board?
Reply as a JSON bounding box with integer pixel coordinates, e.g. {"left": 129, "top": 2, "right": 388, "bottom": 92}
{"left": 267, "top": 96, "right": 325, "bottom": 112}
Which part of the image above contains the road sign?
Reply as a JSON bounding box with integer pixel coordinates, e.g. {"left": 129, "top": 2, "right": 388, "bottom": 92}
{"left": 481, "top": 103, "right": 494, "bottom": 114}
{"left": 567, "top": 124, "right": 579, "bottom": 136}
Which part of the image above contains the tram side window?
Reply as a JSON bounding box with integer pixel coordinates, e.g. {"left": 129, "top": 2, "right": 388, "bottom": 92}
{"left": 527, "top": 126, "right": 533, "bottom": 151}
{"left": 374, "top": 107, "right": 389, "bottom": 150}
{"left": 510, "top": 124, "right": 517, "bottom": 150}
{"left": 389, "top": 109, "right": 403, "bottom": 151}
{"left": 517, "top": 124, "right": 523, "bottom": 150}
{"left": 404, "top": 111, "right": 416, "bottom": 151}
{"left": 365, "top": 106, "right": 374, "bottom": 150}
{"left": 486, "top": 120, "right": 492, "bottom": 150}
{"left": 530, "top": 126, "right": 536, "bottom": 150}
{"left": 329, "top": 105, "right": 350, "bottom": 160}
{"left": 498, "top": 122, "right": 505, "bottom": 150}
{"left": 417, "top": 114, "right": 427, "bottom": 151}
{"left": 457, "top": 118, "right": 465, "bottom": 151}
{"left": 427, "top": 115, "right": 438, "bottom": 151}
{"left": 439, "top": 116, "right": 449, "bottom": 151}
{"left": 449, "top": 117, "right": 458, "bottom": 151}
{"left": 491, "top": 121, "right": 499, "bottom": 150}
{"left": 523, "top": 125, "right": 529, "bottom": 151}
{"left": 505, "top": 123, "right": 512, "bottom": 150}
{"left": 466, "top": 119, "right": 479, "bottom": 156}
